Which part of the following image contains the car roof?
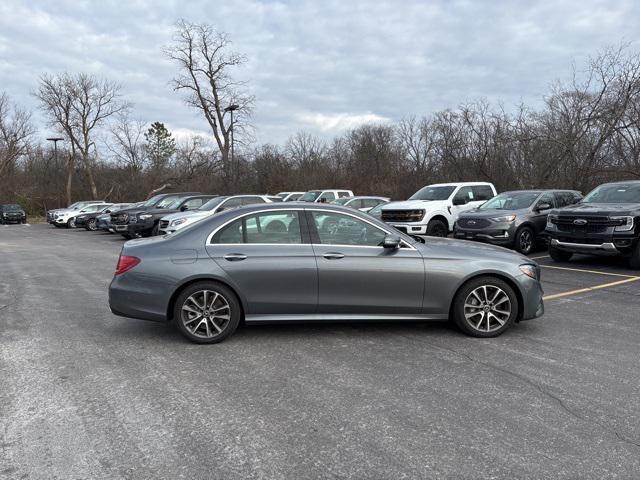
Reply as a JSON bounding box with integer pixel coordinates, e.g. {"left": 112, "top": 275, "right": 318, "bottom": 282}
{"left": 425, "top": 182, "right": 493, "bottom": 187}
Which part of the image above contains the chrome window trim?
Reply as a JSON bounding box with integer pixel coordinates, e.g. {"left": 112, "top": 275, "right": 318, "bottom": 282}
{"left": 206, "top": 207, "right": 416, "bottom": 250}
{"left": 206, "top": 208, "right": 307, "bottom": 245}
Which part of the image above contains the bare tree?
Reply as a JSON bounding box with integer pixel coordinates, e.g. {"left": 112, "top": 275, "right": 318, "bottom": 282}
{"left": 108, "top": 112, "right": 146, "bottom": 172}
{"left": 0, "top": 92, "right": 34, "bottom": 180}
{"left": 35, "top": 73, "right": 128, "bottom": 201}
{"left": 165, "top": 20, "right": 254, "bottom": 186}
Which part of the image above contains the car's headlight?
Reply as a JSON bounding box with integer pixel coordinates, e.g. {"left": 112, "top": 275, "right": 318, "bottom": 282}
{"left": 138, "top": 214, "right": 153, "bottom": 220}
{"left": 611, "top": 215, "right": 634, "bottom": 232}
{"left": 546, "top": 214, "right": 557, "bottom": 228}
{"left": 519, "top": 264, "right": 539, "bottom": 280}
{"left": 491, "top": 215, "right": 516, "bottom": 222}
{"left": 171, "top": 218, "right": 189, "bottom": 227}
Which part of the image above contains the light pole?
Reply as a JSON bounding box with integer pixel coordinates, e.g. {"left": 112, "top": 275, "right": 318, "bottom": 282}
{"left": 46, "top": 137, "right": 64, "bottom": 163}
{"left": 224, "top": 104, "right": 239, "bottom": 180}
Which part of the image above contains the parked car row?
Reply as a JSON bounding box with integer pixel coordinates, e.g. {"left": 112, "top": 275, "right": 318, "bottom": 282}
{"left": 43, "top": 179, "right": 640, "bottom": 269}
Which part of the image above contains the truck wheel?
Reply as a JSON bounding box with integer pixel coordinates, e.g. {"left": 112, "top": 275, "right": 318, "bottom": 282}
{"left": 629, "top": 242, "right": 640, "bottom": 270}
{"left": 426, "top": 218, "right": 448, "bottom": 237}
{"left": 514, "top": 226, "right": 535, "bottom": 255}
{"left": 151, "top": 224, "right": 160, "bottom": 236}
{"left": 549, "top": 246, "right": 572, "bottom": 262}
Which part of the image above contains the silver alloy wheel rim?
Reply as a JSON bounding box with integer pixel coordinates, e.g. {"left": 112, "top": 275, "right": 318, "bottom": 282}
{"left": 89, "top": 219, "right": 96, "bottom": 230}
{"left": 464, "top": 285, "right": 511, "bottom": 332}
{"left": 69, "top": 219, "right": 75, "bottom": 228}
{"left": 181, "top": 290, "right": 231, "bottom": 339}
{"left": 519, "top": 230, "right": 532, "bottom": 252}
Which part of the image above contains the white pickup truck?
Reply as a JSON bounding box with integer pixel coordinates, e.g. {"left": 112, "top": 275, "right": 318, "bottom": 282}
{"left": 380, "top": 182, "right": 497, "bottom": 237}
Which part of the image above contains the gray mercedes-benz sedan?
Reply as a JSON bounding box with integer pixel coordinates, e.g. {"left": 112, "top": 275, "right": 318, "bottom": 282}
{"left": 109, "top": 203, "right": 544, "bottom": 343}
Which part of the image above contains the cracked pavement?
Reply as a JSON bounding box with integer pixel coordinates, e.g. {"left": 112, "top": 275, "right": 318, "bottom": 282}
{"left": 1, "top": 224, "right": 639, "bottom": 479}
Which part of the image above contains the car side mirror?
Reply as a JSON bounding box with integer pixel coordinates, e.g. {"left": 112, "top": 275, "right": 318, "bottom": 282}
{"left": 382, "top": 234, "right": 401, "bottom": 249}
{"left": 536, "top": 202, "right": 551, "bottom": 211}
{"left": 452, "top": 197, "right": 466, "bottom": 206}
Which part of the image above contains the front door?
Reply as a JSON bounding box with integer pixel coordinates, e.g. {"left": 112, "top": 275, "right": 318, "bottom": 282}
{"left": 205, "top": 210, "right": 318, "bottom": 315}
{"left": 307, "top": 210, "right": 425, "bottom": 315}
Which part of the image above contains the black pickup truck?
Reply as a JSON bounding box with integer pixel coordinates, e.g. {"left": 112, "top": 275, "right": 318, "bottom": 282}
{"left": 545, "top": 181, "right": 640, "bottom": 269}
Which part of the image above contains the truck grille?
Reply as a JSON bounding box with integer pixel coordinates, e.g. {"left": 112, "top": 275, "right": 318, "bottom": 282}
{"left": 553, "top": 215, "right": 615, "bottom": 234}
{"left": 457, "top": 218, "right": 491, "bottom": 229}
{"left": 111, "top": 213, "right": 129, "bottom": 224}
{"left": 381, "top": 210, "right": 424, "bottom": 223}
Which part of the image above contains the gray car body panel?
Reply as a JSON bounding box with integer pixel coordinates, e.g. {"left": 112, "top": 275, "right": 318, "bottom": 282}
{"left": 109, "top": 203, "right": 544, "bottom": 325}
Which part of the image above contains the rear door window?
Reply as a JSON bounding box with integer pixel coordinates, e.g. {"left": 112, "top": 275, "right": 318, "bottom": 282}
{"left": 471, "top": 185, "right": 495, "bottom": 201}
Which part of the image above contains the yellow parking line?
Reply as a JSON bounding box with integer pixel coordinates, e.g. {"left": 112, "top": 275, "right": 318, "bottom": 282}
{"left": 543, "top": 276, "right": 640, "bottom": 301}
{"left": 539, "top": 264, "right": 637, "bottom": 278}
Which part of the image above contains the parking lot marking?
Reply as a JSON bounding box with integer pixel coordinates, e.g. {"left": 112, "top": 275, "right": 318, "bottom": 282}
{"left": 539, "top": 264, "right": 638, "bottom": 278}
{"left": 530, "top": 255, "right": 550, "bottom": 260}
{"left": 543, "top": 276, "right": 640, "bottom": 301}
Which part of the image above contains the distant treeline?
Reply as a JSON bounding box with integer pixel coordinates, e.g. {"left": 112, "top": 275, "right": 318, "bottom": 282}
{"left": 1, "top": 29, "right": 640, "bottom": 214}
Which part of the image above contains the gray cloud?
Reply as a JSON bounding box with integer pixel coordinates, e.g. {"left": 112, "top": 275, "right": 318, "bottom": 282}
{"left": 0, "top": 0, "right": 638, "bottom": 145}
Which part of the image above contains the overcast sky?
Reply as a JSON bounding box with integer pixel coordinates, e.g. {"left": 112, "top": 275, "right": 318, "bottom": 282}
{"left": 1, "top": 0, "right": 638, "bottom": 145}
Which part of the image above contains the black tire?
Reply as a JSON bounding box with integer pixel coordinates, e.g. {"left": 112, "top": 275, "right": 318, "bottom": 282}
{"left": 151, "top": 224, "right": 160, "bottom": 236}
{"left": 67, "top": 218, "right": 75, "bottom": 228}
{"left": 452, "top": 276, "right": 519, "bottom": 338}
{"left": 549, "top": 246, "right": 572, "bottom": 262}
{"left": 173, "top": 281, "right": 241, "bottom": 344}
{"left": 87, "top": 218, "right": 97, "bottom": 231}
{"left": 426, "top": 218, "right": 448, "bottom": 237}
{"left": 629, "top": 242, "right": 640, "bottom": 270}
{"left": 514, "top": 226, "right": 535, "bottom": 255}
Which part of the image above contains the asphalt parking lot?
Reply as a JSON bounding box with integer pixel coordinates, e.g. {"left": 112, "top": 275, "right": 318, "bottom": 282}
{"left": 1, "top": 224, "right": 639, "bottom": 479}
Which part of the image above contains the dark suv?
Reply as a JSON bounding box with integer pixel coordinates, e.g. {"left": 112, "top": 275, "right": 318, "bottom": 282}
{"left": 546, "top": 181, "right": 640, "bottom": 268}
{"left": 454, "top": 190, "right": 582, "bottom": 254}
{"left": 116, "top": 194, "right": 215, "bottom": 238}
{"left": 110, "top": 193, "right": 200, "bottom": 238}
{"left": 0, "top": 204, "right": 27, "bottom": 224}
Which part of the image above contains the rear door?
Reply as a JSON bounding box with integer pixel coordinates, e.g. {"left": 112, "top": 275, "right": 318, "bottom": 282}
{"left": 307, "top": 209, "right": 424, "bottom": 315}
{"left": 205, "top": 209, "right": 318, "bottom": 315}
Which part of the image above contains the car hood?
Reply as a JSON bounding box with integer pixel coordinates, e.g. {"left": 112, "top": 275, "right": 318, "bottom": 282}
{"left": 416, "top": 236, "right": 531, "bottom": 264}
{"left": 551, "top": 202, "right": 640, "bottom": 216}
{"left": 161, "top": 210, "right": 211, "bottom": 222}
{"left": 381, "top": 200, "right": 446, "bottom": 210}
{"left": 51, "top": 208, "right": 77, "bottom": 215}
{"left": 458, "top": 207, "right": 529, "bottom": 219}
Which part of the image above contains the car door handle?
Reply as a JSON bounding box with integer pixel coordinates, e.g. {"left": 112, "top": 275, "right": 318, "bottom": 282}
{"left": 224, "top": 253, "right": 247, "bottom": 261}
{"left": 323, "top": 252, "right": 344, "bottom": 260}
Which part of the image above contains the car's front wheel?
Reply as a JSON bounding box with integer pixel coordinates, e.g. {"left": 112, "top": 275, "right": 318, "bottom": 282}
{"left": 549, "top": 246, "right": 572, "bottom": 262}
{"left": 174, "top": 282, "right": 241, "bottom": 344}
{"left": 426, "top": 218, "right": 448, "bottom": 237}
{"left": 452, "top": 276, "right": 519, "bottom": 337}
{"left": 67, "top": 218, "right": 75, "bottom": 228}
{"left": 514, "top": 226, "right": 535, "bottom": 255}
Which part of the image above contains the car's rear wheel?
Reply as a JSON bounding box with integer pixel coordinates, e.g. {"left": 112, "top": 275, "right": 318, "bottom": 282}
{"left": 452, "top": 276, "right": 518, "bottom": 337}
{"left": 514, "top": 226, "right": 535, "bottom": 255}
{"left": 426, "top": 218, "right": 448, "bottom": 237}
{"left": 174, "top": 282, "right": 241, "bottom": 344}
{"left": 549, "top": 246, "right": 572, "bottom": 262}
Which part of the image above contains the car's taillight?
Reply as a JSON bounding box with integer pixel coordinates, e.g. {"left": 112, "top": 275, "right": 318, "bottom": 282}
{"left": 115, "top": 254, "right": 140, "bottom": 275}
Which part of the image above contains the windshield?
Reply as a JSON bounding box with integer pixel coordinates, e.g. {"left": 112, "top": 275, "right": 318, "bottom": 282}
{"left": 480, "top": 192, "right": 540, "bottom": 210}
{"left": 583, "top": 183, "right": 640, "bottom": 203}
{"left": 142, "top": 195, "right": 164, "bottom": 208}
{"left": 199, "top": 197, "right": 226, "bottom": 211}
{"left": 332, "top": 198, "right": 351, "bottom": 205}
{"left": 3, "top": 204, "right": 21, "bottom": 211}
{"left": 155, "top": 195, "right": 181, "bottom": 209}
{"left": 409, "top": 185, "right": 456, "bottom": 201}
{"left": 285, "top": 193, "right": 303, "bottom": 202}
{"left": 299, "top": 191, "right": 321, "bottom": 202}
{"left": 82, "top": 204, "right": 104, "bottom": 213}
